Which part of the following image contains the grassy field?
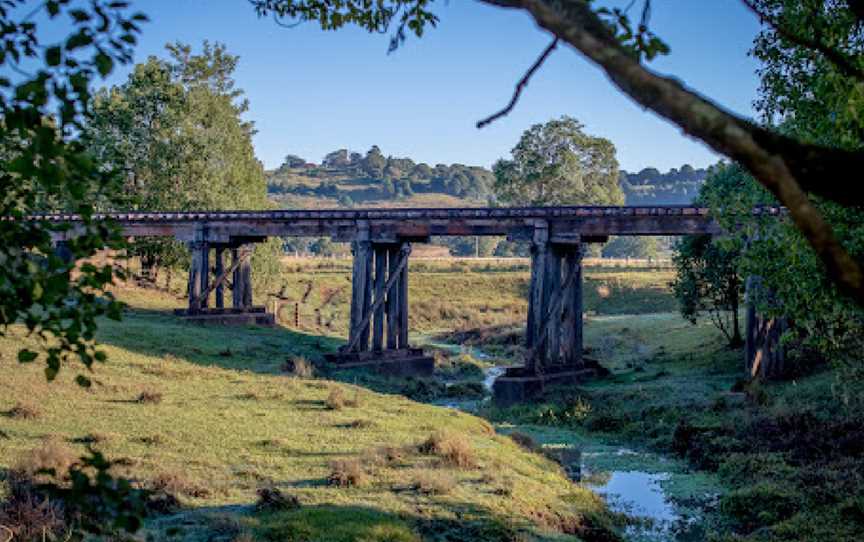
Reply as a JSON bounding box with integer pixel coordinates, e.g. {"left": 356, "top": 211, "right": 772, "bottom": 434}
{"left": 0, "top": 279, "right": 622, "bottom": 541}
{"left": 5, "top": 256, "right": 859, "bottom": 541}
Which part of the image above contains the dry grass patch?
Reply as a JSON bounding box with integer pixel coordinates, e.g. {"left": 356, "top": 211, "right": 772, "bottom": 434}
{"left": 255, "top": 487, "right": 301, "bottom": 512}
{"left": 326, "top": 387, "right": 362, "bottom": 410}
{"left": 327, "top": 458, "right": 369, "bottom": 488}
{"left": 149, "top": 470, "right": 211, "bottom": 498}
{"left": 15, "top": 437, "right": 78, "bottom": 482}
{"left": 282, "top": 355, "right": 315, "bottom": 378}
{"left": 412, "top": 470, "right": 456, "bottom": 495}
{"left": 363, "top": 446, "right": 409, "bottom": 468}
{"left": 347, "top": 419, "right": 374, "bottom": 429}
{"left": 135, "top": 389, "right": 163, "bottom": 404}
{"left": 418, "top": 431, "right": 477, "bottom": 469}
{"left": 4, "top": 402, "right": 40, "bottom": 420}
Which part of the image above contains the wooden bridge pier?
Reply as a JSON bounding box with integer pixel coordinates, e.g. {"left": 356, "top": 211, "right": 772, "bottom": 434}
{"left": 327, "top": 223, "right": 434, "bottom": 376}
{"left": 493, "top": 223, "right": 598, "bottom": 405}
{"left": 175, "top": 227, "right": 274, "bottom": 326}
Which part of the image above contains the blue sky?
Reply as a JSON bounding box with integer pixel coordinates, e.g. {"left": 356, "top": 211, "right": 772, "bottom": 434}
{"left": 94, "top": 1, "right": 762, "bottom": 172}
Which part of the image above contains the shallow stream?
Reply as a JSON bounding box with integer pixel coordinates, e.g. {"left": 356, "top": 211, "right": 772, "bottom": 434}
{"left": 420, "top": 339, "right": 718, "bottom": 542}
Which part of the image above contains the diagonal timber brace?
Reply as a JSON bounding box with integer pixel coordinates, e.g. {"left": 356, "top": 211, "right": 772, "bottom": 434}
{"left": 190, "top": 247, "right": 252, "bottom": 310}
{"left": 345, "top": 243, "right": 411, "bottom": 353}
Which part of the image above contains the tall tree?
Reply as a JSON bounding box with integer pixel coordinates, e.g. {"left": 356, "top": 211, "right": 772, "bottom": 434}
{"left": 86, "top": 42, "right": 274, "bottom": 276}
{"left": 492, "top": 116, "right": 622, "bottom": 206}
{"left": 249, "top": 0, "right": 864, "bottom": 304}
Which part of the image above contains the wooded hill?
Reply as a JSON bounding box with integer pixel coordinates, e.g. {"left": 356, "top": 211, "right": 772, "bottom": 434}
{"left": 267, "top": 147, "right": 707, "bottom": 209}
{"left": 620, "top": 165, "right": 708, "bottom": 205}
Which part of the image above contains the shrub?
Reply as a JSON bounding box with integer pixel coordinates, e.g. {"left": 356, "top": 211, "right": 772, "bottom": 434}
{"left": 720, "top": 482, "right": 801, "bottom": 533}
{"left": 327, "top": 459, "right": 368, "bottom": 488}
{"left": 412, "top": 470, "right": 456, "bottom": 495}
{"left": 418, "top": 431, "right": 477, "bottom": 469}
{"left": 0, "top": 471, "right": 66, "bottom": 541}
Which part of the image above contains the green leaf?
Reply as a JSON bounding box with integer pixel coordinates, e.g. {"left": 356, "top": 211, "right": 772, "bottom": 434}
{"left": 45, "top": 46, "right": 62, "bottom": 66}
{"left": 75, "top": 374, "right": 92, "bottom": 388}
{"left": 94, "top": 52, "right": 113, "bottom": 76}
{"left": 18, "top": 349, "right": 38, "bottom": 363}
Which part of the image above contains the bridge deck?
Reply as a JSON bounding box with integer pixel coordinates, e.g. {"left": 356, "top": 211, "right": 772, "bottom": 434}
{"left": 28, "top": 206, "right": 784, "bottom": 242}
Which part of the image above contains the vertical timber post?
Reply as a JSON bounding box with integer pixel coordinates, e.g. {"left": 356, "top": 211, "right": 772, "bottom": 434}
{"left": 398, "top": 241, "right": 410, "bottom": 349}
{"left": 561, "top": 244, "right": 584, "bottom": 368}
{"left": 372, "top": 246, "right": 387, "bottom": 351}
{"left": 214, "top": 247, "right": 225, "bottom": 309}
{"left": 240, "top": 246, "right": 253, "bottom": 308}
{"left": 386, "top": 245, "right": 400, "bottom": 351}
{"left": 526, "top": 222, "right": 548, "bottom": 373}
{"left": 546, "top": 245, "right": 562, "bottom": 365}
{"left": 187, "top": 225, "right": 206, "bottom": 314}
{"left": 231, "top": 248, "right": 242, "bottom": 309}
{"left": 199, "top": 242, "right": 210, "bottom": 309}
{"left": 348, "top": 222, "right": 371, "bottom": 352}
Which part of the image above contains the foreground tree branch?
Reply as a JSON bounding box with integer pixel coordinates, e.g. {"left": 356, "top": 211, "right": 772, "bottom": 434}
{"left": 741, "top": 0, "right": 864, "bottom": 82}
{"left": 479, "top": 0, "right": 864, "bottom": 303}
{"left": 477, "top": 37, "right": 559, "bottom": 128}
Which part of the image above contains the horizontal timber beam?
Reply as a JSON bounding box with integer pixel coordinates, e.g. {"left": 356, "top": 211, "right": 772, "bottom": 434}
{"left": 28, "top": 205, "right": 785, "bottom": 241}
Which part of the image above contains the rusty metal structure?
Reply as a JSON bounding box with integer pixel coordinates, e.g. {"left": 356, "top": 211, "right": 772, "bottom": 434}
{"left": 39, "top": 205, "right": 785, "bottom": 402}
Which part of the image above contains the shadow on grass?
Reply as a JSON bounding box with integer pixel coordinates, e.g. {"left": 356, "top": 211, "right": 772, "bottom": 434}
{"left": 150, "top": 502, "right": 577, "bottom": 542}
{"left": 94, "top": 307, "right": 343, "bottom": 375}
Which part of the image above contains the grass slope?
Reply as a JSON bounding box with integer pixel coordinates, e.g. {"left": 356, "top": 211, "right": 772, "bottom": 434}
{"left": 0, "top": 285, "right": 615, "bottom": 541}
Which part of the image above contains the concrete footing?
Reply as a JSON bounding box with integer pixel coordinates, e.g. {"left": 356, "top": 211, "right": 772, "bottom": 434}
{"left": 173, "top": 306, "right": 275, "bottom": 327}
{"left": 326, "top": 348, "right": 435, "bottom": 377}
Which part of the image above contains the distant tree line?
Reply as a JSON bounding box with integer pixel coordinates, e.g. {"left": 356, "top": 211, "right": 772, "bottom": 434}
{"left": 620, "top": 165, "right": 708, "bottom": 205}
{"left": 267, "top": 145, "right": 494, "bottom": 200}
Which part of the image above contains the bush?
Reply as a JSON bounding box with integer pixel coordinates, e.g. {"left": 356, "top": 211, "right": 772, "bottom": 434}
{"left": 720, "top": 482, "right": 801, "bottom": 533}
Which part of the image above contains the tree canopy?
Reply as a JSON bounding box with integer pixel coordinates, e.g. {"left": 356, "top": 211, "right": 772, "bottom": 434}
{"left": 492, "top": 116, "right": 623, "bottom": 206}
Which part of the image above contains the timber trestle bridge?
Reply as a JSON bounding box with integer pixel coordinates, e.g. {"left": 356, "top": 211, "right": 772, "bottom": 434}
{"left": 42, "top": 205, "right": 784, "bottom": 404}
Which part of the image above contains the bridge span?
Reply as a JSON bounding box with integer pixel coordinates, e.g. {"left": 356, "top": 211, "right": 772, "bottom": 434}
{"left": 41, "top": 205, "right": 784, "bottom": 403}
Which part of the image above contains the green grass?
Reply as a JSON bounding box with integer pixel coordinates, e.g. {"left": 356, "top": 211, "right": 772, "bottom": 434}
{"left": 0, "top": 284, "right": 617, "bottom": 541}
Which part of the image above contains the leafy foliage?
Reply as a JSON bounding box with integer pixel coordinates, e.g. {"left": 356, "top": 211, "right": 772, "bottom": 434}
{"left": 85, "top": 41, "right": 282, "bottom": 287}
{"left": 672, "top": 229, "right": 744, "bottom": 348}
{"left": 492, "top": 116, "right": 623, "bottom": 206}
{"left": 44, "top": 449, "right": 151, "bottom": 535}
{"left": 0, "top": 0, "right": 147, "bottom": 380}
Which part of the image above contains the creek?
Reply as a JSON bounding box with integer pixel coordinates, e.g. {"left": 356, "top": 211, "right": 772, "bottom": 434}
{"left": 419, "top": 338, "right": 717, "bottom": 542}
